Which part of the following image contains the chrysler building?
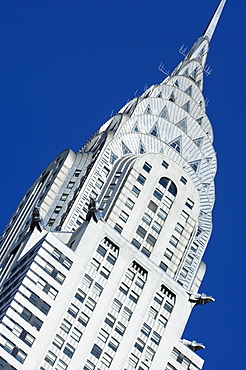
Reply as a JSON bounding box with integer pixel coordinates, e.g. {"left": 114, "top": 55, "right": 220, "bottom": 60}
{"left": 0, "top": 1, "right": 226, "bottom": 369}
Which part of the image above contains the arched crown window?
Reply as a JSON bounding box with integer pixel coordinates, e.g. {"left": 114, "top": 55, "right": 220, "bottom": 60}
{"left": 159, "top": 177, "right": 177, "bottom": 197}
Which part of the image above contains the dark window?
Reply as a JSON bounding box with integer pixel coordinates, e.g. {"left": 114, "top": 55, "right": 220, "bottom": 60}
{"left": 159, "top": 177, "right": 169, "bottom": 188}
{"left": 180, "top": 176, "right": 187, "bottom": 185}
{"left": 153, "top": 189, "right": 163, "bottom": 201}
{"left": 168, "top": 182, "right": 177, "bottom": 196}
{"left": 159, "top": 261, "right": 168, "bottom": 272}
{"left": 114, "top": 224, "right": 123, "bottom": 234}
{"left": 141, "top": 247, "right": 151, "bottom": 257}
{"left": 91, "top": 344, "right": 102, "bottom": 359}
{"left": 136, "top": 226, "right": 147, "bottom": 239}
{"left": 143, "top": 162, "right": 152, "bottom": 173}
{"left": 97, "top": 245, "right": 107, "bottom": 257}
{"left": 162, "top": 160, "right": 169, "bottom": 169}
{"left": 105, "top": 314, "right": 115, "bottom": 328}
{"left": 137, "top": 174, "right": 146, "bottom": 186}
{"left": 106, "top": 253, "right": 116, "bottom": 265}
{"left": 131, "top": 239, "right": 141, "bottom": 249}
{"left": 132, "top": 186, "right": 141, "bottom": 198}
{"left": 148, "top": 200, "right": 158, "bottom": 213}
{"left": 146, "top": 234, "right": 156, "bottom": 247}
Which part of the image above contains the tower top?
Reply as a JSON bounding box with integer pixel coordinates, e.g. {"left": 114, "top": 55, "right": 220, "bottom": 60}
{"left": 203, "top": 0, "right": 227, "bottom": 41}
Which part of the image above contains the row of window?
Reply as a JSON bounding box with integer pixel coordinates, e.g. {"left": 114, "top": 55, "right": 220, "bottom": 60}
{"left": 1, "top": 335, "right": 27, "bottom": 364}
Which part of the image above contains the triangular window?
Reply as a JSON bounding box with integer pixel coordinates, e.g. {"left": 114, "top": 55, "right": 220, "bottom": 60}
{"left": 202, "top": 183, "right": 210, "bottom": 190}
{"left": 159, "top": 147, "right": 164, "bottom": 154}
{"left": 182, "top": 101, "right": 190, "bottom": 113}
{"left": 196, "top": 80, "right": 201, "bottom": 88}
{"left": 132, "top": 122, "right": 140, "bottom": 132}
{"left": 174, "top": 80, "right": 179, "bottom": 87}
{"left": 206, "top": 157, "right": 212, "bottom": 164}
{"left": 193, "top": 137, "right": 203, "bottom": 148}
{"left": 110, "top": 152, "right": 118, "bottom": 164}
{"left": 169, "top": 92, "right": 175, "bottom": 102}
{"left": 139, "top": 141, "right": 146, "bottom": 154}
{"left": 176, "top": 117, "right": 187, "bottom": 133}
{"left": 122, "top": 142, "right": 132, "bottom": 155}
{"left": 169, "top": 136, "right": 182, "bottom": 154}
{"left": 157, "top": 92, "right": 162, "bottom": 98}
{"left": 184, "top": 85, "right": 192, "bottom": 96}
{"left": 190, "top": 67, "right": 198, "bottom": 81}
{"left": 183, "top": 69, "right": 189, "bottom": 76}
{"left": 189, "top": 160, "right": 201, "bottom": 172}
{"left": 196, "top": 117, "right": 203, "bottom": 125}
{"left": 198, "top": 46, "right": 206, "bottom": 62}
{"left": 145, "top": 104, "right": 152, "bottom": 115}
{"left": 149, "top": 123, "right": 159, "bottom": 138}
{"left": 159, "top": 105, "right": 169, "bottom": 120}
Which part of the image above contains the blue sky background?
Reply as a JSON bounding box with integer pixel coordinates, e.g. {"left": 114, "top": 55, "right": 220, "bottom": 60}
{"left": 0, "top": 0, "right": 244, "bottom": 368}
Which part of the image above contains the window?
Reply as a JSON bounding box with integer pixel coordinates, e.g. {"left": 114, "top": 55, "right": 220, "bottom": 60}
{"left": 100, "top": 266, "right": 110, "bottom": 279}
{"left": 105, "top": 313, "right": 116, "bottom": 327}
{"left": 82, "top": 274, "right": 93, "bottom": 288}
{"left": 135, "top": 277, "right": 145, "bottom": 289}
{"left": 141, "top": 247, "right": 151, "bottom": 257}
{"left": 32, "top": 317, "right": 43, "bottom": 331}
{"left": 102, "top": 166, "right": 110, "bottom": 177}
{"left": 157, "top": 208, "right": 167, "bottom": 221}
{"left": 158, "top": 314, "right": 168, "bottom": 328}
{"left": 185, "top": 198, "right": 194, "bottom": 209}
{"left": 163, "top": 196, "right": 173, "bottom": 208}
{"left": 154, "top": 293, "right": 164, "bottom": 305}
{"left": 119, "top": 210, "right": 129, "bottom": 223}
{"left": 142, "top": 213, "right": 152, "bottom": 226}
{"left": 53, "top": 334, "right": 64, "bottom": 349}
{"left": 95, "top": 178, "right": 104, "bottom": 189}
{"left": 75, "top": 288, "right": 86, "bottom": 302}
{"left": 91, "top": 344, "right": 102, "bottom": 359}
{"left": 128, "top": 353, "right": 139, "bottom": 368}
{"left": 180, "top": 176, "right": 187, "bottom": 185}
{"left": 84, "top": 360, "right": 95, "bottom": 370}
{"left": 141, "top": 323, "right": 151, "bottom": 337}
{"left": 137, "top": 174, "right": 146, "bottom": 186}
{"left": 108, "top": 337, "right": 119, "bottom": 351}
{"left": 85, "top": 297, "right": 96, "bottom": 311}
{"left": 114, "top": 223, "right": 123, "bottom": 234}
{"left": 132, "top": 238, "right": 141, "bottom": 249}
{"left": 131, "top": 185, "right": 141, "bottom": 198}
{"left": 159, "top": 261, "right": 168, "bottom": 272}
{"left": 149, "top": 306, "right": 158, "bottom": 319}
{"left": 47, "top": 286, "right": 58, "bottom": 300}
{"left": 180, "top": 268, "right": 188, "bottom": 278}
{"left": 175, "top": 223, "right": 184, "bottom": 234}
{"left": 122, "top": 307, "right": 132, "bottom": 321}
{"left": 106, "top": 253, "right": 116, "bottom": 265}
{"left": 164, "top": 302, "right": 173, "bottom": 313}
{"left": 129, "top": 291, "right": 139, "bottom": 304}
{"left": 153, "top": 189, "right": 163, "bottom": 201}
{"left": 180, "top": 210, "right": 189, "bottom": 222}
{"left": 68, "top": 304, "right": 79, "bottom": 317}
{"left": 162, "top": 160, "right": 169, "bottom": 169}
{"left": 78, "top": 312, "right": 89, "bottom": 327}
{"left": 185, "top": 255, "right": 193, "bottom": 265}
{"left": 146, "top": 234, "right": 156, "bottom": 247}
{"left": 168, "top": 182, "right": 177, "bottom": 196}
{"left": 125, "top": 198, "right": 135, "bottom": 210}
{"left": 101, "top": 353, "right": 113, "bottom": 367}
{"left": 159, "top": 177, "right": 169, "bottom": 188}
{"left": 45, "top": 351, "right": 57, "bottom": 366}
{"left": 109, "top": 183, "right": 116, "bottom": 190}
{"left": 92, "top": 282, "right": 103, "bottom": 296}
{"left": 24, "top": 333, "right": 35, "bottom": 347}
{"left": 112, "top": 298, "right": 122, "bottom": 312}
{"left": 97, "top": 245, "right": 107, "bottom": 257}
{"left": 136, "top": 225, "right": 147, "bottom": 239}
{"left": 67, "top": 181, "right": 75, "bottom": 189}
{"left": 152, "top": 221, "right": 162, "bottom": 234}
{"left": 169, "top": 235, "right": 178, "bottom": 247}
{"left": 151, "top": 331, "right": 162, "bottom": 345}
{"left": 54, "top": 206, "right": 62, "bottom": 214}
{"left": 56, "top": 360, "right": 68, "bottom": 370}
{"left": 98, "top": 328, "right": 109, "bottom": 343}
{"left": 134, "top": 338, "right": 145, "bottom": 352}
{"left": 115, "top": 322, "right": 126, "bottom": 336}
{"left": 148, "top": 200, "right": 158, "bottom": 213}
{"left": 74, "top": 169, "right": 81, "bottom": 177}
{"left": 63, "top": 257, "right": 73, "bottom": 270}
{"left": 119, "top": 282, "right": 129, "bottom": 295}
{"left": 145, "top": 347, "right": 155, "bottom": 361}
{"left": 64, "top": 343, "right": 75, "bottom": 358}
{"left": 47, "top": 218, "right": 55, "bottom": 227}
{"left": 70, "top": 327, "right": 82, "bottom": 342}
{"left": 125, "top": 269, "right": 135, "bottom": 280}
{"left": 164, "top": 249, "right": 173, "bottom": 260}
{"left": 143, "top": 162, "right": 152, "bottom": 173}
{"left": 60, "top": 319, "right": 72, "bottom": 333}
{"left": 90, "top": 258, "right": 100, "bottom": 271}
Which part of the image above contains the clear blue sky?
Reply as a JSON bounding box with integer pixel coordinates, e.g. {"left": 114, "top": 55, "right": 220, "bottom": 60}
{"left": 0, "top": 1, "right": 244, "bottom": 368}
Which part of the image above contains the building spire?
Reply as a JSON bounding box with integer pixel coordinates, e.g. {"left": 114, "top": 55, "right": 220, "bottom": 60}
{"left": 203, "top": 0, "right": 226, "bottom": 41}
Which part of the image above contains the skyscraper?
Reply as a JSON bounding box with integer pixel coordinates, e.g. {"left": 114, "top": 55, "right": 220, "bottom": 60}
{"left": 0, "top": 1, "right": 226, "bottom": 369}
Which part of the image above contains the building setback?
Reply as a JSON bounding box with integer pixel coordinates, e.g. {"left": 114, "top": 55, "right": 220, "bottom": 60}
{"left": 0, "top": 1, "right": 226, "bottom": 369}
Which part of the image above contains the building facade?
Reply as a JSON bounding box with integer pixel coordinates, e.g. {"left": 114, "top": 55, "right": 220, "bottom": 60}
{"left": 0, "top": 1, "right": 226, "bottom": 369}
